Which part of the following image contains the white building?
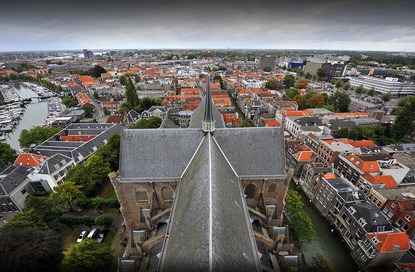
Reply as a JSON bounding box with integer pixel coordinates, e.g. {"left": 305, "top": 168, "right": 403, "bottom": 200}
{"left": 348, "top": 76, "right": 415, "bottom": 96}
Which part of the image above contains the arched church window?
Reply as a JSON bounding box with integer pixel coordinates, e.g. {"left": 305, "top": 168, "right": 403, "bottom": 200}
{"left": 161, "top": 186, "right": 174, "bottom": 202}
{"left": 245, "top": 184, "right": 256, "bottom": 199}
{"left": 134, "top": 186, "right": 149, "bottom": 203}
{"left": 266, "top": 183, "right": 277, "bottom": 198}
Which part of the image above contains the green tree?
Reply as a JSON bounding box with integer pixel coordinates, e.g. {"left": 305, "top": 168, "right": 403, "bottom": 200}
{"left": 125, "top": 77, "right": 139, "bottom": 108}
{"left": 132, "top": 116, "right": 162, "bottom": 129}
{"left": 310, "top": 253, "right": 335, "bottom": 272}
{"left": 285, "top": 190, "right": 316, "bottom": 244}
{"left": 285, "top": 88, "right": 301, "bottom": 99}
{"left": 328, "top": 91, "right": 351, "bottom": 112}
{"left": 85, "top": 154, "right": 112, "bottom": 184}
{"left": 119, "top": 75, "right": 127, "bottom": 86}
{"left": 135, "top": 97, "right": 162, "bottom": 113}
{"left": 61, "top": 239, "right": 113, "bottom": 272}
{"left": 293, "top": 95, "right": 308, "bottom": 110}
{"left": 237, "top": 120, "right": 252, "bottom": 127}
{"left": 19, "top": 126, "right": 61, "bottom": 148}
{"left": 344, "top": 82, "right": 351, "bottom": 90}
{"left": 15, "top": 196, "right": 63, "bottom": 228}
{"left": 295, "top": 78, "right": 308, "bottom": 89}
{"left": 0, "top": 227, "right": 63, "bottom": 272}
{"left": 93, "top": 91, "right": 99, "bottom": 99}
{"left": 0, "top": 142, "right": 17, "bottom": 169}
{"left": 316, "top": 68, "right": 324, "bottom": 81}
{"left": 367, "top": 88, "right": 375, "bottom": 96}
{"left": 84, "top": 107, "right": 93, "bottom": 118}
{"left": 51, "top": 182, "right": 87, "bottom": 212}
{"left": 356, "top": 85, "right": 364, "bottom": 94}
{"left": 103, "top": 107, "right": 110, "bottom": 115}
{"left": 284, "top": 74, "right": 295, "bottom": 88}
{"left": 62, "top": 96, "right": 78, "bottom": 107}
{"left": 382, "top": 92, "right": 392, "bottom": 102}
{"left": 90, "top": 65, "right": 107, "bottom": 78}
{"left": 263, "top": 66, "right": 272, "bottom": 72}
{"left": 393, "top": 96, "right": 415, "bottom": 140}
{"left": 265, "top": 79, "right": 283, "bottom": 90}
{"left": 94, "top": 214, "right": 114, "bottom": 228}
{"left": 95, "top": 134, "right": 121, "bottom": 171}
{"left": 335, "top": 80, "right": 344, "bottom": 88}
{"left": 335, "top": 128, "right": 350, "bottom": 138}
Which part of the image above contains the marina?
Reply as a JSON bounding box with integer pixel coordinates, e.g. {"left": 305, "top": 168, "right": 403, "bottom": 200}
{"left": 0, "top": 82, "right": 59, "bottom": 149}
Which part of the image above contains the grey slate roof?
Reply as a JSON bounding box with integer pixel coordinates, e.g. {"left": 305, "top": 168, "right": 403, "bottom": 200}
{"left": 214, "top": 127, "right": 285, "bottom": 177}
{"left": 203, "top": 75, "right": 215, "bottom": 124}
{"left": 349, "top": 202, "right": 393, "bottom": 232}
{"left": 0, "top": 165, "right": 32, "bottom": 194}
{"left": 39, "top": 154, "right": 72, "bottom": 175}
{"left": 120, "top": 129, "right": 205, "bottom": 180}
{"left": 189, "top": 95, "right": 225, "bottom": 129}
{"left": 160, "top": 134, "right": 261, "bottom": 271}
{"left": 159, "top": 117, "right": 179, "bottom": 129}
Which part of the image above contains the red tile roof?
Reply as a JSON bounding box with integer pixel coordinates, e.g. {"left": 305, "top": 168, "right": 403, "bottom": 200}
{"left": 344, "top": 154, "right": 380, "bottom": 173}
{"left": 13, "top": 153, "right": 47, "bottom": 167}
{"left": 264, "top": 120, "right": 281, "bottom": 127}
{"left": 362, "top": 174, "right": 398, "bottom": 188}
{"left": 367, "top": 232, "right": 410, "bottom": 252}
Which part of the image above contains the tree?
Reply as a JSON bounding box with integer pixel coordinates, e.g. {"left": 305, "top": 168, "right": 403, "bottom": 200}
{"left": 16, "top": 196, "right": 63, "bottom": 228}
{"left": 103, "top": 107, "right": 110, "bottom": 115}
{"left": 51, "top": 182, "right": 87, "bottom": 212}
{"left": 61, "top": 239, "right": 113, "bottom": 272}
{"left": 237, "top": 120, "right": 252, "bottom": 127}
{"left": 328, "top": 91, "right": 351, "bottom": 112}
{"left": 62, "top": 96, "right": 78, "bottom": 107}
{"left": 132, "top": 116, "right": 162, "bottom": 129}
{"left": 285, "top": 190, "right": 316, "bottom": 244}
{"left": 367, "top": 87, "right": 375, "bottom": 96}
{"left": 284, "top": 74, "right": 295, "bottom": 88}
{"left": 294, "top": 78, "right": 308, "bottom": 89}
{"left": 335, "top": 80, "right": 344, "bottom": 88}
{"left": 310, "top": 253, "right": 335, "bottom": 272}
{"left": 335, "top": 128, "right": 350, "bottom": 138}
{"left": 356, "top": 84, "right": 364, "bottom": 94}
{"left": 344, "top": 82, "right": 351, "bottom": 90}
{"left": 316, "top": 68, "right": 324, "bottom": 81}
{"left": 393, "top": 96, "right": 415, "bottom": 140}
{"left": 84, "top": 107, "right": 93, "bottom": 118}
{"left": 263, "top": 66, "right": 272, "bottom": 72}
{"left": 293, "top": 95, "right": 308, "bottom": 110}
{"left": 135, "top": 97, "right": 162, "bottom": 113}
{"left": 0, "top": 227, "right": 63, "bottom": 272}
{"left": 93, "top": 91, "right": 99, "bottom": 99}
{"left": 90, "top": 65, "right": 107, "bottom": 78}
{"left": 85, "top": 154, "right": 111, "bottom": 185}
{"left": 94, "top": 214, "right": 113, "bottom": 228}
{"left": 119, "top": 75, "right": 127, "bottom": 86}
{"left": 265, "top": 79, "right": 283, "bottom": 90}
{"left": 95, "top": 134, "right": 121, "bottom": 171}
{"left": 0, "top": 142, "right": 17, "bottom": 169}
{"left": 309, "top": 93, "right": 325, "bottom": 108}
{"left": 285, "top": 88, "right": 300, "bottom": 99}
{"left": 19, "top": 126, "right": 61, "bottom": 148}
{"left": 125, "top": 77, "right": 139, "bottom": 108}
{"left": 382, "top": 92, "right": 392, "bottom": 102}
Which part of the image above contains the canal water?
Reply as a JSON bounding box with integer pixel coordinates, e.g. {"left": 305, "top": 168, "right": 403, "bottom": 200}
{"left": 4, "top": 83, "right": 48, "bottom": 150}
{"left": 293, "top": 185, "right": 359, "bottom": 272}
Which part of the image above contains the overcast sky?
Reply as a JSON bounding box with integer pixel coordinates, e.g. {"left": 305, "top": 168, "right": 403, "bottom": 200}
{"left": 1, "top": 0, "right": 414, "bottom": 52}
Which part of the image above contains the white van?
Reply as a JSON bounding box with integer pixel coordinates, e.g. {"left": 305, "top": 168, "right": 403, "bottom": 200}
{"left": 87, "top": 228, "right": 99, "bottom": 239}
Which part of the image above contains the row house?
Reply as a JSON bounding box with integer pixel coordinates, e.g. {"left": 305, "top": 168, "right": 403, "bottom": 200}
{"left": 304, "top": 133, "right": 333, "bottom": 153}
{"left": 317, "top": 139, "right": 360, "bottom": 167}
{"left": 382, "top": 199, "right": 415, "bottom": 240}
{"left": 284, "top": 116, "right": 323, "bottom": 139}
{"left": 285, "top": 140, "right": 316, "bottom": 176}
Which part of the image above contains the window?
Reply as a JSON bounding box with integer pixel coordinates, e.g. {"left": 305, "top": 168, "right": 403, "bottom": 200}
{"left": 21, "top": 189, "right": 26, "bottom": 195}
{"left": 397, "top": 218, "right": 404, "bottom": 225}
{"left": 405, "top": 215, "right": 412, "bottom": 222}
{"left": 266, "top": 183, "right": 277, "bottom": 198}
{"left": 391, "top": 203, "right": 397, "bottom": 208}
{"left": 382, "top": 206, "right": 390, "bottom": 214}
{"left": 356, "top": 229, "right": 362, "bottom": 237}
{"left": 358, "top": 218, "right": 367, "bottom": 227}
{"left": 403, "top": 224, "right": 410, "bottom": 231}
{"left": 377, "top": 226, "right": 385, "bottom": 232}
{"left": 134, "top": 186, "right": 149, "bottom": 203}
{"left": 244, "top": 184, "right": 256, "bottom": 199}
{"left": 161, "top": 186, "right": 174, "bottom": 203}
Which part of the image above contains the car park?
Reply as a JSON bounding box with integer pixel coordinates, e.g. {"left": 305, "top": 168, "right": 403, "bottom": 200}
{"left": 76, "top": 230, "right": 89, "bottom": 243}
{"left": 87, "top": 228, "right": 99, "bottom": 239}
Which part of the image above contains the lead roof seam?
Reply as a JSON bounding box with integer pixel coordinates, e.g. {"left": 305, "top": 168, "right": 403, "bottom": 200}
{"left": 208, "top": 133, "right": 213, "bottom": 272}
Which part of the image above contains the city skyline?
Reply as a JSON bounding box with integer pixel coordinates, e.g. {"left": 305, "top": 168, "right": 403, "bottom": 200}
{"left": 1, "top": 0, "right": 414, "bottom": 52}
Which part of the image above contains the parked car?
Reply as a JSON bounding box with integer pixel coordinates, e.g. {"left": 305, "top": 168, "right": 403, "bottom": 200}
{"left": 77, "top": 230, "right": 89, "bottom": 243}
{"left": 97, "top": 228, "right": 109, "bottom": 243}
{"left": 87, "top": 228, "right": 99, "bottom": 239}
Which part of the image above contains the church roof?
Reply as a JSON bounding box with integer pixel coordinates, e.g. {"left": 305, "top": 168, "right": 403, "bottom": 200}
{"left": 120, "top": 129, "right": 205, "bottom": 180}
{"left": 159, "top": 134, "right": 261, "bottom": 271}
